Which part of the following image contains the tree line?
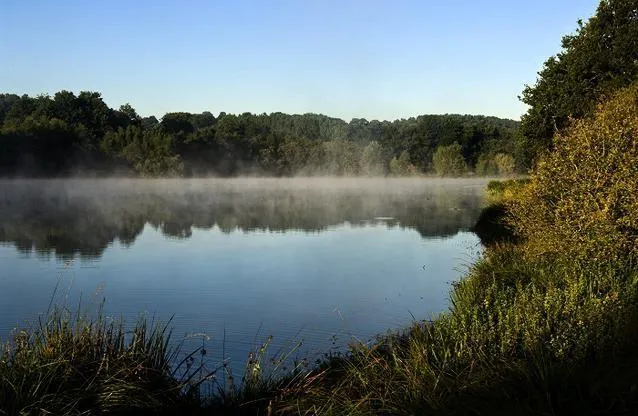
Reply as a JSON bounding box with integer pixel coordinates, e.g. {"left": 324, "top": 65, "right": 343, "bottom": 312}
{"left": 0, "top": 92, "right": 520, "bottom": 177}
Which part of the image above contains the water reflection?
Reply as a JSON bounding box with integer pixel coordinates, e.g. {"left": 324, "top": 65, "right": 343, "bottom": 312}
{"left": 0, "top": 178, "right": 487, "bottom": 259}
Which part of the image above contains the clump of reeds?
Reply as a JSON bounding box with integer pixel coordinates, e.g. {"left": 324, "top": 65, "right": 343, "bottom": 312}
{"left": 201, "top": 332, "right": 315, "bottom": 414}
{"left": 0, "top": 304, "right": 191, "bottom": 415}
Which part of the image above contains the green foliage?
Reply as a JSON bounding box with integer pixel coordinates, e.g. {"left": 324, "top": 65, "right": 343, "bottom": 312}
{"left": 102, "top": 126, "right": 183, "bottom": 176}
{"left": 475, "top": 154, "right": 499, "bottom": 176}
{"left": 492, "top": 153, "right": 516, "bottom": 176}
{"left": 432, "top": 142, "right": 467, "bottom": 176}
{"left": 118, "top": 103, "right": 141, "bottom": 125}
{"left": 161, "top": 112, "right": 195, "bottom": 135}
{"left": 511, "top": 83, "right": 638, "bottom": 262}
{"left": 475, "top": 153, "right": 516, "bottom": 176}
{"left": 520, "top": 0, "right": 638, "bottom": 165}
{"left": 321, "top": 139, "right": 361, "bottom": 175}
{"left": 0, "top": 115, "right": 95, "bottom": 176}
{"left": 0, "top": 93, "right": 20, "bottom": 124}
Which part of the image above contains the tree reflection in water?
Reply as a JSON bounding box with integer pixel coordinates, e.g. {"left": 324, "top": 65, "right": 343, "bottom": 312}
{"left": 0, "top": 178, "right": 488, "bottom": 260}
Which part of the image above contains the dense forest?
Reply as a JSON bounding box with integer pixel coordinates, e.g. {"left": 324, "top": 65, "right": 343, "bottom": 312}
{"left": 0, "top": 92, "right": 519, "bottom": 177}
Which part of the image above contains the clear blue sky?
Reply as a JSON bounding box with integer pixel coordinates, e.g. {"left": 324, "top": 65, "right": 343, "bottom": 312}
{"left": 1, "top": 0, "right": 599, "bottom": 121}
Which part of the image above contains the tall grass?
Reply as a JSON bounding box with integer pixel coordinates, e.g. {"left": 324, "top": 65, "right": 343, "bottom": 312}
{"left": 0, "top": 304, "right": 191, "bottom": 415}
{"left": 0, "top": 300, "right": 314, "bottom": 415}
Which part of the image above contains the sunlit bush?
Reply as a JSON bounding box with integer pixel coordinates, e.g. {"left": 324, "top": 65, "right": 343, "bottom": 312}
{"left": 510, "top": 83, "right": 638, "bottom": 262}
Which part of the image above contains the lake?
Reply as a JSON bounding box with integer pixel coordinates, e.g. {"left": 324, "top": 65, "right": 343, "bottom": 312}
{"left": 0, "top": 178, "right": 487, "bottom": 374}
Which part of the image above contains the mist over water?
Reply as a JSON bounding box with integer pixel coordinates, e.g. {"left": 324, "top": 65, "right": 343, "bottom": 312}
{"left": 0, "top": 177, "right": 488, "bottom": 371}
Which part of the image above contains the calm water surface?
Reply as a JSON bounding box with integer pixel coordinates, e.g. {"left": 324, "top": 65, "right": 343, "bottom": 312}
{"left": 0, "top": 178, "right": 487, "bottom": 369}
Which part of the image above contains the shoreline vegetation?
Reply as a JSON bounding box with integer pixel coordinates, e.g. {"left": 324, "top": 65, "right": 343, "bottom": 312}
{"left": 3, "top": 0, "right": 638, "bottom": 414}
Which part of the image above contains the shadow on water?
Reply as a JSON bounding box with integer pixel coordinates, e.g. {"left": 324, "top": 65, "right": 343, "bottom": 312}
{"left": 0, "top": 178, "right": 489, "bottom": 260}
{"left": 472, "top": 202, "right": 520, "bottom": 247}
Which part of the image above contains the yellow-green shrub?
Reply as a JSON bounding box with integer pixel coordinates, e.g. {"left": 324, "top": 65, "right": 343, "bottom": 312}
{"left": 510, "top": 83, "right": 638, "bottom": 262}
{"left": 486, "top": 179, "right": 529, "bottom": 204}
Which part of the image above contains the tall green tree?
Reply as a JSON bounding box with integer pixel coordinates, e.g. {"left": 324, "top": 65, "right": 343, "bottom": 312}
{"left": 520, "top": 0, "right": 638, "bottom": 166}
{"left": 102, "top": 126, "right": 183, "bottom": 176}
{"left": 322, "top": 140, "right": 360, "bottom": 175}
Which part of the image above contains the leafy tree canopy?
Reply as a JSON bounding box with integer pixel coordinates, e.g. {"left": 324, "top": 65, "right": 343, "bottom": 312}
{"left": 520, "top": 0, "right": 638, "bottom": 166}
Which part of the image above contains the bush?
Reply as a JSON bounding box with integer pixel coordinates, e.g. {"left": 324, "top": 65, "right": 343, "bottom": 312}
{"left": 476, "top": 153, "right": 516, "bottom": 176}
{"left": 510, "top": 83, "right": 638, "bottom": 262}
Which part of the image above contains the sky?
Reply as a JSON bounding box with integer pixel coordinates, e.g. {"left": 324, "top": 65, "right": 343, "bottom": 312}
{"left": 1, "top": 0, "right": 600, "bottom": 121}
